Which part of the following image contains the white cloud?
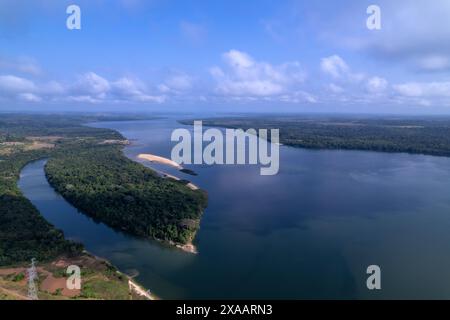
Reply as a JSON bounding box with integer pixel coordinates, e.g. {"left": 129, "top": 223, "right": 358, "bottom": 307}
{"left": 67, "top": 95, "right": 102, "bottom": 104}
{"left": 210, "top": 50, "right": 307, "bottom": 99}
{"left": 320, "top": 56, "right": 390, "bottom": 103}
{"left": 65, "top": 73, "right": 166, "bottom": 104}
{"left": 280, "top": 91, "right": 318, "bottom": 104}
{"left": 216, "top": 79, "right": 284, "bottom": 96}
{"left": 18, "top": 93, "right": 42, "bottom": 102}
{"left": 0, "top": 75, "right": 36, "bottom": 93}
{"left": 223, "top": 50, "right": 255, "bottom": 70}
{"left": 329, "top": 0, "right": 450, "bottom": 73}
{"left": 5, "top": 50, "right": 449, "bottom": 109}
{"left": 0, "top": 75, "right": 43, "bottom": 103}
{"left": 209, "top": 66, "right": 224, "bottom": 78}
{"left": 416, "top": 55, "right": 450, "bottom": 72}
{"left": 394, "top": 82, "right": 450, "bottom": 98}
{"left": 0, "top": 70, "right": 168, "bottom": 105}
{"left": 41, "top": 81, "right": 66, "bottom": 95}
{"left": 161, "top": 72, "right": 194, "bottom": 93}
{"left": 74, "top": 72, "right": 110, "bottom": 97}
{"left": 328, "top": 83, "right": 344, "bottom": 93}
{"left": 320, "top": 55, "right": 365, "bottom": 83}
{"left": 112, "top": 77, "right": 144, "bottom": 97}
{"left": 111, "top": 77, "right": 165, "bottom": 103}
{"left": 321, "top": 55, "right": 349, "bottom": 79}
{"left": 366, "top": 77, "right": 388, "bottom": 94}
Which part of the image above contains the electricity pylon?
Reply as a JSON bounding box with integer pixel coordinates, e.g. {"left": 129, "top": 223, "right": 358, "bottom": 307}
{"left": 27, "top": 258, "right": 38, "bottom": 300}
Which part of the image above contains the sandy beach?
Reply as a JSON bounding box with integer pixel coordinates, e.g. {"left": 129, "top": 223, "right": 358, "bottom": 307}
{"left": 186, "top": 183, "right": 199, "bottom": 190}
{"left": 139, "top": 155, "right": 200, "bottom": 191}
{"left": 128, "top": 279, "right": 157, "bottom": 300}
{"left": 138, "top": 153, "right": 183, "bottom": 170}
{"left": 162, "top": 173, "right": 199, "bottom": 190}
{"left": 177, "top": 243, "right": 198, "bottom": 254}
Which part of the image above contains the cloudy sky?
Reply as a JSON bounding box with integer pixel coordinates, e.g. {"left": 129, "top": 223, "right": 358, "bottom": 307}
{"left": 1, "top": 0, "right": 450, "bottom": 114}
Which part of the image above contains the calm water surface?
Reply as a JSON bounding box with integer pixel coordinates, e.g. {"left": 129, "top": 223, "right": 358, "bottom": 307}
{"left": 18, "top": 118, "right": 450, "bottom": 299}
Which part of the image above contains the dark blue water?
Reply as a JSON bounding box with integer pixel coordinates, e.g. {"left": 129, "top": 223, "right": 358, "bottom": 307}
{"left": 18, "top": 118, "right": 450, "bottom": 299}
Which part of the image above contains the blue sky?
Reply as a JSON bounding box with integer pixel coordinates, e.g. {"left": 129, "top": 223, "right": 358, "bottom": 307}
{"left": 1, "top": 0, "right": 450, "bottom": 114}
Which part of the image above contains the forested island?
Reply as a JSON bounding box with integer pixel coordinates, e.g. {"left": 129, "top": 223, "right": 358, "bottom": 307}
{"left": 45, "top": 133, "right": 207, "bottom": 245}
{"left": 0, "top": 114, "right": 206, "bottom": 299}
{"left": 182, "top": 116, "right": 450, "bottom": 157}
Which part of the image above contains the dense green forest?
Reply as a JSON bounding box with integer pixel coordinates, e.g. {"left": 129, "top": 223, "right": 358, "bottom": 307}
{"left": 46, "top": 141, "right": 207, "bottom": 245}
{"left": 0, "top": 140, "right": 82, "bottom": 266}
{"left": 184, "top": 116, "right": 450, "bottom": 157}
{"left": 0, "top": 114, "right": 206, "bottom": 267}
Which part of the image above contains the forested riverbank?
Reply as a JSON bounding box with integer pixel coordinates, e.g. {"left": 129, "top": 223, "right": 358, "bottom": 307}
{"left": 185, "top": 116, "right": 450, "bottom": 157}
{"left": 0, "top": 114, "right": 207, "bottom": 299}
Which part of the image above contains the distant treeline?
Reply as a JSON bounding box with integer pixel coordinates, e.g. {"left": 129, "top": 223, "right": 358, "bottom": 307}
{"left": 183, "top": 116, "right": 450, "bottom": 157}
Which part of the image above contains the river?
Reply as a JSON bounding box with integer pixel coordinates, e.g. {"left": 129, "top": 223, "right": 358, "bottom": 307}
{"left": 18, "top": 117, "right": 450, "bottom": 299}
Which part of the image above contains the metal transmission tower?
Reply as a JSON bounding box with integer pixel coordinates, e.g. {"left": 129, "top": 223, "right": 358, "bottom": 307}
{"left": 27, "top": 258, "right": 38, "bottom": 300}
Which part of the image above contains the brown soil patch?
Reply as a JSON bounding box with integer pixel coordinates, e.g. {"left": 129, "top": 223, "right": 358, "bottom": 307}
{"left": 0, "top": 268, "right": 26, "bottom": 276}
{"left": 26, "top": 136, "right": 63, "bottom": 143}
{"left": 24, "top": 141, "right": 55, "bottom": 151}
{"left": 40, "top": 274, "right": 80, "bottom": 298}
